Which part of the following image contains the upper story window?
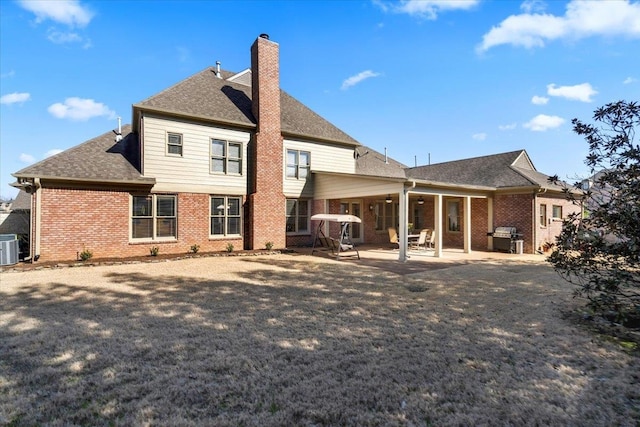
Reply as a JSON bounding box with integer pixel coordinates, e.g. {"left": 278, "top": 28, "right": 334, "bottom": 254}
{"left": 552, "top": 205, "right": 563, "bottom": 219}
{"left": 167, "top": 133, "right": 183, "bottom": 156}
{"left": 211, "top": 139, "right": 242, "bottom": 174}
{"left": 286, "top": 150, "right": 310, "bottom": 179}
{"left": 131, "top": 194, "right": 177, "bottom": 240}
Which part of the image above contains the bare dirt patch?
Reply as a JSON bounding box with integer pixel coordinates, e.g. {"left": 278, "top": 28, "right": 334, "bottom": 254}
{"left": 1, "top": 254, "right": 638, "bottom": 426}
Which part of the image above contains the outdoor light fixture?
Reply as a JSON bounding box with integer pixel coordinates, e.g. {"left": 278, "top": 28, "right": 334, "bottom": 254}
{"left": 385, "top": 194, "right": 392, "bottom": 204}
{"left": 418, "top": 196, "right": 424, "bottom": 205}
{"left": 369, "top": 203, "right": 374, "bottom": 211}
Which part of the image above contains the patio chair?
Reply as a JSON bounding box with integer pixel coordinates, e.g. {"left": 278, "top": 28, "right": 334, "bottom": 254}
{"left": 388, "top": 227, "right": 399, "bottom": 248}
{"left": 409, "top": 229, "right": 429, "bottom": 250}
{"left": 425, "top": 229, "right": 436, "bottom": 250}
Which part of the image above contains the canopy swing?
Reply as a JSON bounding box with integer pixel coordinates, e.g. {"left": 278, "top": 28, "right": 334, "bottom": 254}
{"left": 310, "top": 214, "right": 361, "bottom": 260}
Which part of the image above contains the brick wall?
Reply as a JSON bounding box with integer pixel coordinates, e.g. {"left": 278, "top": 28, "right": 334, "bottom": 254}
{"left": 249, "top": 35, "right": 286, "bottom": 250}
{"left": 36, "top": 187, "right": 243, "bottom": 262}
{"left": 535, "top": 194, "right": 580, "bottom": 252}
{"left": 494, "top": 193, "right": 534, "bottom": 253}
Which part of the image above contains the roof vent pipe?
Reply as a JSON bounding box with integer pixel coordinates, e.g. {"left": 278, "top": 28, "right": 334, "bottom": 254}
{"left": 114, "top": 116, "right": 123, "bottom": 142}
{"left": 215, "top": 61, "right": 221, "bottom": 78}
{"left": 384, "top": 147, "right": 388, "bottom": 164}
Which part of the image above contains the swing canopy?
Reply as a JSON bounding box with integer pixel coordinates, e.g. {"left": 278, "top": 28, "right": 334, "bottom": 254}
{"left": 310, "top": 214, "right": 362, "bottom": 224}
{"left": 310, "top": 214, "right": 361, "bottom": 259}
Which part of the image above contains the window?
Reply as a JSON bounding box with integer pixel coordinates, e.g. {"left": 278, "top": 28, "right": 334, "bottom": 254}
{"left": 167, "top": 133, "right": 183, "bottom": 156}
{"left": 131, "top": 195, "right": 177, "bottom": 240}
{"left": 211, "top": 196, "right": 242, "bottom": 236}
{"left": 447, "top": 200, "right": 460, "bottom": 232}
{"left": 540, "top": 204, "right": 547, "bottom": 227}
{"left": 552, "top": 205, "right": 563, "bottom": 219}
{"left": 286, "top": 199, "right": 309, "bottom": 234}
{"left": 211, "top": 139, "right": 242, "bottom": 174}
{"left": 286, "top": 150, "right": 310, "bottom": 179}
{"left": 374, "top": 201, "right": 398, "bottom": 231}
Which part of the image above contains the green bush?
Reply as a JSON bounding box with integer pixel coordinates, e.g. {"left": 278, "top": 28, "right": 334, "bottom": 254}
{"left": 150, "top": 246, "right": 159, "bottom": 256}
{"left": 265, "top": 241, "right": 274, "bottom": 250}
{"left": 190, "top": 244, "right": 200, "bottom": 254}
{"left": 226, "top": 243, "right": 234, "bottom": 253}
{"left": 79, "top": 248, "right": 93, "bottom": 261}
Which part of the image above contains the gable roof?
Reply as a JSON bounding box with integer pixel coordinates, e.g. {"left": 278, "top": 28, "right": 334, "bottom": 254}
{"left": 134, "top": 67, "right": 359, "bottom": 146}
{"left": 405, "top": 149, "right": 562, "bottom": 190}
{"left": 355, "top": 146, "right": 408, "bottom": 179}
{"left": 12, "top": 125, "right": 155, "bottom": 186}
{"left": 11, "top": 190, "right": 31, "bottom": 210}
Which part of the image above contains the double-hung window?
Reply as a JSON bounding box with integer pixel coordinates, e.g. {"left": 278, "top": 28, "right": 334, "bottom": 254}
{"left": 286, "top": 150, "right": 310, "bottom": 179}
{"left": 211, "top": 196, "right": 242, "bottom": 236}
{"left": 286, "top": 199, "right": 309, "bottom": 234}
{"left": 167, "top": 133, "right": 183, "bottom": 156}
{"left": 540, "top": 204, "right": 548, "bottom": 227}
{"left": 131, "top": 195, "right": 177, "bottom": 240}
{"left": 374, "top": 201, "right": 398, "bottom": 231}
{"left": 211, "top": 139, "right": 242, "bottom": 174}
{"left": 552, "top": 205, "right": 563, "bottom": 220}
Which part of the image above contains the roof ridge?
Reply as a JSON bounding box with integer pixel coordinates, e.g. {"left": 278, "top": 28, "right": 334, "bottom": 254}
{"left": 408, "top": 149, "right": 525, "bottom": 170}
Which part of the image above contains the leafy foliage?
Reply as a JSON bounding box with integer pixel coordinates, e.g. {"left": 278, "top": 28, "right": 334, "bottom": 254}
{"left": 547, "top": 101, "right": 639, "bottom": 323}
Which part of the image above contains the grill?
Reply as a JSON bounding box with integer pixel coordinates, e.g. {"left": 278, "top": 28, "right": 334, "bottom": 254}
{"left": 491, "top": 226, "right": 521, "bottom": 253}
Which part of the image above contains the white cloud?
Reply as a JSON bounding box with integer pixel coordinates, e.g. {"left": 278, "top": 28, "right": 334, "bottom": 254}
{"left": 531, "top": 95, "right": 549, "bottom": 105}
{"left": 0, "top": 92, "right": 31, "bottom": 105}
{"left": 623, "top": 76, "right": 637, "bottom": 84}
{"left": 523, "top": 114, "right": 565, "bottom": 131}
{"left": 374, "top": 0, "right": 479, "bottom": 19}
{"left": 48, "top": 97, "right": 116, "bottom": 121}
{"left": 1, "top": 70, "right": 16, "bottom": 79}
{"left": 45, "top": 149, "right": 64, "bottom": 157}
{"left": 547, "top": 83, "right": 597, "bottom": 102}
{"left": 520, "top": 0, "right": 546, "bottom": 14}
{"left": 477, "top": 0, "right": 640, "bottom": 52}
{"left": 472, "top": 133, "right": 487, "bottom": 141}
{"left": 498, "top": 123, "right": 517, "bottom": 131}
{"left": 46, "top": 28, "right": 90, "bottom": 47}
{"left": 18, "top": 0, "right": 94, "bottom": 27}
{"left": 341, "top": 70, "right": 381, "bottom": 90}
{"left": 19, "top": 153, "right": 35, "bottom": 163}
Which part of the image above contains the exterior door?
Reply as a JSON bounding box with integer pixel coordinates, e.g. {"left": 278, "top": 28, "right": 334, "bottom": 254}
{"left": 340, "top": 201, "right": 363, "bottom": 243}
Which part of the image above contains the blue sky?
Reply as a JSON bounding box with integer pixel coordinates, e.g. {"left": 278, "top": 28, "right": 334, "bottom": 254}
{"left": 1, "top": 0, "right": 639, "bottom": 199}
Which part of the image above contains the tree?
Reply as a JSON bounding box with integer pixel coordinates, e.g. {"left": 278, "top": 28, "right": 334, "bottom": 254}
{"left": 548, "top": 100, "right": 639, "bottom": 324}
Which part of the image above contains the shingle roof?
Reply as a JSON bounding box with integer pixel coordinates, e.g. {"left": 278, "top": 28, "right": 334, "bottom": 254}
{"left": 13, "top": 125, "right": 155, "bottom": 185}
{"left": 405, "top": 150, "right": 556, "bottom": 189}
{"left": 355, "top": 146, "right": 408, "bottom": 179}
{"left": 135, "top": 67, "right": 360, "bottom": 146}
{"left": 11, "top": 190, "right": 30, "bottom": 210}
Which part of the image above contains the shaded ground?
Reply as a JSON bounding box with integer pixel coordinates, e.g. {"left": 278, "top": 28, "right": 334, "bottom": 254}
{"left": 1, "top": 254, "right": 638, "bottom": 426}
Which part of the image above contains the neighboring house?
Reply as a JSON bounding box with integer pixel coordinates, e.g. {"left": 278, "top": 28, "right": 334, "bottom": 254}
{"left": 11, "top": 34, "right": 579, "bottom": 263}
{"left": 0, "top": 190, "right": 31, "bottom": 259}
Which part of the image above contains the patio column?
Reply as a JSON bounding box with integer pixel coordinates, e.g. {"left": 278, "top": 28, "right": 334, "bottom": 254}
{"left": 464, "top": 196, "right": 472, "bottom": 253}
{"left": 487, "top": 197, "right": 494, "bottom": 250}
{"left": 398, "top": 190, "right": 408, "bottom": 261}
{"left": 434, "top": 194, "right": 442, "bottom": 257}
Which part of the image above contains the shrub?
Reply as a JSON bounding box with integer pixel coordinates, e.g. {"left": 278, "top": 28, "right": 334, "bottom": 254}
{"left": 79, "top": 248, "right": 93, "bottom": 261}
{"left": 190, "top": 244, "right": 200, "bottom": 254}
{"left": 150, "top": 246, "right": 159, "bottom": 256}
{"left": 265, "top": 241, "right": 274, "bottom": 250}
{"left": 226, "top": 243, "right": 234, "bottom": 253}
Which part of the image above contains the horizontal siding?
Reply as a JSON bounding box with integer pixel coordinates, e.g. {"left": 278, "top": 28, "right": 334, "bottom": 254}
{"left": 315, "top": 174, "right": 402, "bottom": 199}
{"left": 283, "top": 138, "right": 355, "bottom": 197}
{"left": 143, "top": 115, "right": 249, "bottom": 194}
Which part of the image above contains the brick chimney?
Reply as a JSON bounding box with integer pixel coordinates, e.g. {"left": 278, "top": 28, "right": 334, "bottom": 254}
{"left": 247, "top": 34, "right": 286, "bottom": 250}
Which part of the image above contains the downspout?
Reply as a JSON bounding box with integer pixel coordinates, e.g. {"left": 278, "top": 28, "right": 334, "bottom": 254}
{"left": 399, "top": 181, "right": 416, "bottom": 262}
{"left": 33, "top": 178, "right": 41, "bottom": 262}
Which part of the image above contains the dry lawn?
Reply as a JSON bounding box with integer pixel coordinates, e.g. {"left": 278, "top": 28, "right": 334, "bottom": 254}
{"left": 1, "top": 254, "right": 638, "bottom": 426}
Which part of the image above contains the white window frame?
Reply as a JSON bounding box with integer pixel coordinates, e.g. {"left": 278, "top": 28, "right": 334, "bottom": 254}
{"left": 211, "top": 139, "right": 243, "bottom": 175}
{"left": 447, "top": 199, "right": 461, "bottom": 232}
{"left": 286, "top": 149, "right": 310, "bottom": 179}
{"left": 166, "top": 132, "right": 183, "bottom": 156}
{"left": 374, "top": 201, "right": 398, "bottom": 231}
{"left": 131, "top": 194, "right": 177, "bottom": 241}
{"left": 210, "top": 196, "right": 242, "bottom": 237}
{"left": 286, "top": 199, "right": 310, "bottom": 235}
{"left": 540, "top": 204, "right": 548, "bottom": 227}
{"left": 552, "top": 205, "right": 563, "bottom": 220}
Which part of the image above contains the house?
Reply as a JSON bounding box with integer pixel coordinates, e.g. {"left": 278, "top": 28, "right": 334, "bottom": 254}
{"left": 11, "top": 34, "right": 579, "bottom": 263}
